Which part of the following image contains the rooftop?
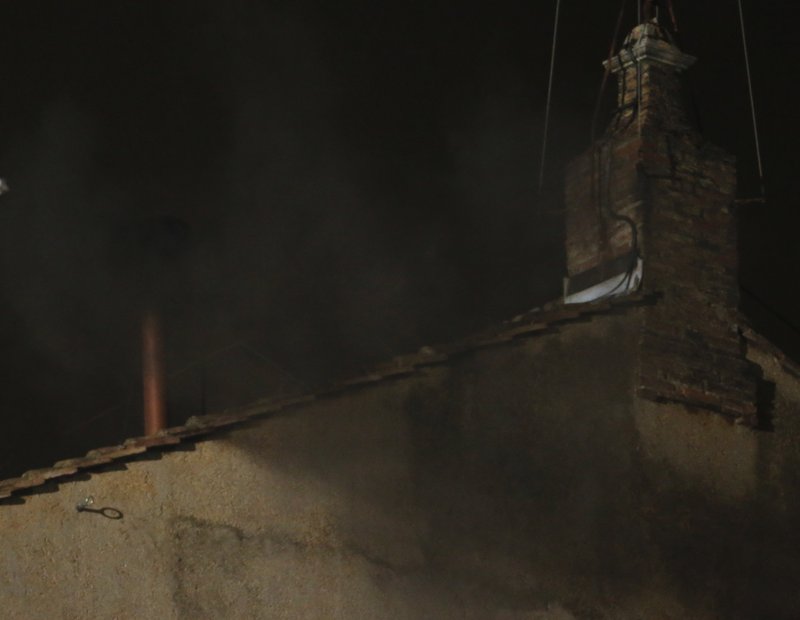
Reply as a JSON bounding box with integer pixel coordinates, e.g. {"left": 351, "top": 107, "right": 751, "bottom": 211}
{"left": 0, "top": 294, "right": 657, "bottom": 504}
{"left": 2, "top": 290, "right": 796, "bottom": 506}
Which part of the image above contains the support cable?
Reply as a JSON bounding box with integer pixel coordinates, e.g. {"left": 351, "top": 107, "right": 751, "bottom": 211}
{"left": 636, "top": 0, "right": 643, "bottom": 136}
{"left": 65, "top": 338, "right": 305, "bottom": 438}
{"left": 586, "top": 132, "right": 641, "bottom": 303}
{"left": 737, "top": 0, "right": 766, "bottom": 197}
{"left": 666, "top": 0, "right": 678, "bottom": 32}
{"left": 590, "top": 0, "right": 628, "bottom": 143}
{"left": 538, "top": 0, "right": 561, "bottom": 194}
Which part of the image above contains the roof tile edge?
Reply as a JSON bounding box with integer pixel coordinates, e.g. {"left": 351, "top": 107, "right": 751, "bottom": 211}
{"left": 0, "top": 294, "right": 656, "bottom": 504}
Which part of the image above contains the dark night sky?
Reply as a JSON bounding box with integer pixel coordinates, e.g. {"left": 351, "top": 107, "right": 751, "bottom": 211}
{"left": 0, "top": 0, "right": 797, "bottom": 477}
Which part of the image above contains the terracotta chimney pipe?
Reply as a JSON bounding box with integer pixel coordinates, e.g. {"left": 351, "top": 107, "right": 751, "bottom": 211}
{"left": 142, "top": 308, "right": 167, "bottom": 435}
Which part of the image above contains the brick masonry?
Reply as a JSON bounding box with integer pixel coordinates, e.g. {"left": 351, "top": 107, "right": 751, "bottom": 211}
{"left": 564, "top": 20, "right": 760, "bottom": 424}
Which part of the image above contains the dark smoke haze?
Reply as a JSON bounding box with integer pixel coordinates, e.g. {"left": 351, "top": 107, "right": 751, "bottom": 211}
{"left": 0, "top": 0, "right": 796, "bottom": 476}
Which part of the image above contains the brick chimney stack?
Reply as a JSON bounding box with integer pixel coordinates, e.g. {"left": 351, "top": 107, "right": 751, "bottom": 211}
{"left": 563, "top": 17, "right": 760, "bottom": 423}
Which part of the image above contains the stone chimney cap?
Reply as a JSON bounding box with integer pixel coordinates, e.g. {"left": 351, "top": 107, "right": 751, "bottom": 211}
{"left": 603, "top": 18, "right": 696, "bottom": 74}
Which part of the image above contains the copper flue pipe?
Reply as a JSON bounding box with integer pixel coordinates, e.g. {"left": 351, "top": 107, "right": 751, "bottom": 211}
{"left": 142, "top": 308, "right": 167, "bottom": 435}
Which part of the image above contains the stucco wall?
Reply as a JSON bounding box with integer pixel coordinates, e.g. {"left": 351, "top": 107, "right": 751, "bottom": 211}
{"left": 2, "top": 312, "right": 800, "bottom": 619}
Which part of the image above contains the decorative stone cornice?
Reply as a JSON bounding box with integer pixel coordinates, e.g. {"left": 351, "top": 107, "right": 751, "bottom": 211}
{"left": 603, "top": 20, "right": 696, "bottom": 74}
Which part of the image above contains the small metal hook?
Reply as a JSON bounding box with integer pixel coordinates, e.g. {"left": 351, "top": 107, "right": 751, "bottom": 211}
{"left": 75, "top": 496, "right": 123, "bottom": 520}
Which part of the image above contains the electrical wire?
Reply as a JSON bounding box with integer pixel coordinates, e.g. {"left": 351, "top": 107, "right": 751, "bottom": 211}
{"left": 593, "top": 139, "right": 641, "bottom": 302}
{"left": 590, "top": 0, "right": 629, "bottom": 143}
{"left": 665, "top": 0, "right": 678, "bottom": 32}
{"left": 538, "top": 0, "right": 561, "bottom": 194}
{"left": 65, "top": 338, "right": 302, "bottom": 438}
{"left": 237, "top": 343, "right": 307, "bottom": 389}
{"left": 737, "top": 0, "right": 766, "bottom": 196}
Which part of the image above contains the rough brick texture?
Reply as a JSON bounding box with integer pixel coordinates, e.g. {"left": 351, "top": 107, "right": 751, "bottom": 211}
{"left": 564, "top": 20, "right": 759, "bottom": 423}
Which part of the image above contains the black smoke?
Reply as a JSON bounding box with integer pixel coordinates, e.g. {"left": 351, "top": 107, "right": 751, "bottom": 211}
{"left": 0, "top": 0, "right": 794, "bottom": 476}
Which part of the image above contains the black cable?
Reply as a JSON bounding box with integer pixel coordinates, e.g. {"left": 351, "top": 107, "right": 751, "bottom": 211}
{"left": 538, "top": 0, "right": 562, "bottom": 195}
{"left": 590, "top": 0, "right": 629, "bottom": 143}
{"left": 595, "top": 139, "right": 641, "bottom": 301}
{"left": 737, "top": 0, "right": 767, "bottom": 199}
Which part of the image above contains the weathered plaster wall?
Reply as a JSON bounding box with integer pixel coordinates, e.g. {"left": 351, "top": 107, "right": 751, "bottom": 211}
{"left": 2, "top": 312, "right": 800, "bottom": 619}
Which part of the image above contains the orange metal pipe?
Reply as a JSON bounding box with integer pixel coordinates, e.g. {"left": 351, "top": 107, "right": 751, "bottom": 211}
{"left": 142, "top": 308, "right": 167, "bottom": 435}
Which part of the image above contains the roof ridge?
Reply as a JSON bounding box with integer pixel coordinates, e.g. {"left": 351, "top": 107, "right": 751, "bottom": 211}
{"left": 0, "top": 293, "right": 654, "bottom": 504}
